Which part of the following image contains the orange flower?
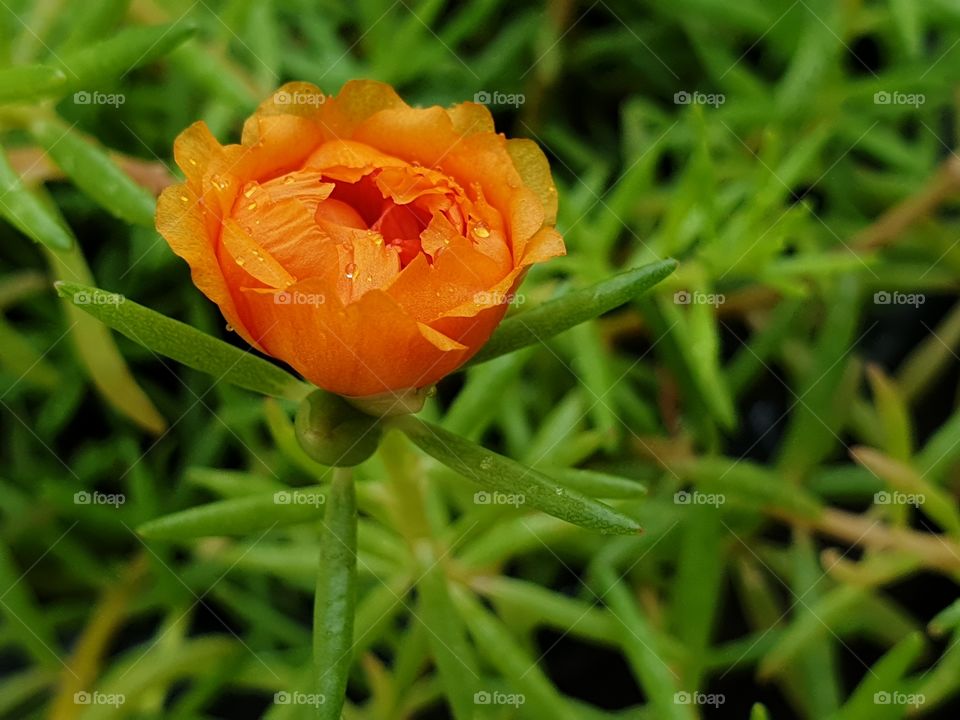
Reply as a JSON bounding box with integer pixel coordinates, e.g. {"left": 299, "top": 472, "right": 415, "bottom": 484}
{"left": 156, "top": 80, "right": 564, "bottom": 398}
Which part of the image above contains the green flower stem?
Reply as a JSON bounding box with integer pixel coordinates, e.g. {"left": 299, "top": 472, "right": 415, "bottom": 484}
{"left": 313, "top": 466, "right": 357, "bottom": 719}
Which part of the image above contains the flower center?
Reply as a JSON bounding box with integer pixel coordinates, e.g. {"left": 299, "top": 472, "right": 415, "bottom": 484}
{"left": 318, "top": 170, "right": 466, "bottom": 269}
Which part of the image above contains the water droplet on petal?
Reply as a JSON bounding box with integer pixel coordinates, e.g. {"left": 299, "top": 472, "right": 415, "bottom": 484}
{"left": 472, "top": 224, "right": 490, "bottom": 238}
{"left": 283, "top": 175, "right": 295, "bottom": 184}
{"left": 226, "top": 323, "right": 234, "bottom": 332}
{"left": 243, "top": 186, "right": 256, "bottom": 198}
{"left": 344, "top": 262, "right": 357, "bottom": 280}
{"left": 236, "top": 258, "right": 246, "bottom": 267}
{"left": 247, "top": 201, "right": 257, "bottom": 211}
{"left": 179, "top": 194, "right": 189, "bottom": 203}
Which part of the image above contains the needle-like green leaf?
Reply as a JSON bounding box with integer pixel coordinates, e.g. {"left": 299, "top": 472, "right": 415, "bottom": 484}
{"left": 137, "top": 486, "right": 328, "bottom": 539}
{"left": 47, "top": 245, "right": 166, "bottom": 434}
{"left": 391, "top": 416, "right": 642, "bottom": 535}
{"left": 0, "top": 146, "right": 73, "bottom": 250}
{"left": 54, "top": 282, "right": 313, "bottom": 402}
{"left": 468, "top": 258, "right": 677, "bottom": 366}
{"left": 31, "top": 118, "right": 157, "bottom": 227}
{"left": 54, "top": 22, "right": 197, "bottom": 91}
{"left": 0, "top": 65, "right": 66, "bottom": 102}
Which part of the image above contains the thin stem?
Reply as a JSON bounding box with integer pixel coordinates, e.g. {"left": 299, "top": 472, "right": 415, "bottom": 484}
{"left": 314, "top": 466, "right": 357, "bottom": 719}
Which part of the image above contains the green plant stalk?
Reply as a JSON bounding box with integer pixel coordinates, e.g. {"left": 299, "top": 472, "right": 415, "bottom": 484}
{"left": 313, "top": 466, "right": 357, "bottom": 719}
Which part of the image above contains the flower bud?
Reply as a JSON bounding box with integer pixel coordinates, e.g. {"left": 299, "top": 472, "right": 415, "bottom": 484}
{"left": 295, "top": 390, "right": 382, "bottom": 467}
{"left": 156, "top": 80, "right": 564, "bottom": 398}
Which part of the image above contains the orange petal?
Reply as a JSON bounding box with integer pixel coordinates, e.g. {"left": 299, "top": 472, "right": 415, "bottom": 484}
{"left": 335, "top": 79, "right": 406, "bottom": 121}
{"left": 386, "top": 214, "right": 506, "bottom": 323}
{"left": 374, "top": 165, "right": 457, "bottom": 205}
{"left": 506, "top": 138, "right": 558, "bottom": 226}
{"left": 240, "top": 282, "right": 469, "bottom": 396}
{"left": 440, "top": 133, "right": 545, "bottom": 257}
{"left": 305, "top": 139, "right": 406, "bottom": 181}
{"left": 353, "top": 106, "right": 461, "bottom": 167}
{"left": 221, "top": 219, "right": 296, "bottom": 289}
{"left": 519, "top": 226, "right": 566, "bottom": 266}
{"left": 244, "top": 81, "right": 329, "bottom": 139}
{"left": 156, "top": 182, "right": 258, "bottom": 348}
{"left": 229, "top": 114, "right": 327, "bottom": 183}
{"left": 173, "top": 121, "right": 222, "bottom": 185}
{"left": 446, "top": 102, "right": 495, "bottom": 137}
{"left": 343, "top": 228, "right": 402, "bottom": 301}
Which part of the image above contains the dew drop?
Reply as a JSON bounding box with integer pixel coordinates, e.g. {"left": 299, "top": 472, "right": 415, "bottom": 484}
{"left": 246, "top": 201, "right": 257, "bottom": 211}
{"left": 283, "top": 175, "right": 295, "bottom": 184}
{"left": 344, "top": 262, "right": 357, "bottom": 280}
{"left": 188, "top": 158, "right": 198, "bottom": 166}
{"left": 179, "top": 194, "right": 189, "bottom": 203}
{"left": 226, "top": 323, "right": 234, "bottom": 332}
{"left": 236, "top": 258, "right": 246, "bottom": 267}
{"left": 472, "top": 224, "right": 490, "bottom": 238}
{"left": 243, "top": 185, "right": 256, "bottom": 198}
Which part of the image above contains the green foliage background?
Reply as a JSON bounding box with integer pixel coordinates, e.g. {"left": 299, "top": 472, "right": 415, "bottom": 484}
{"left": 1, "top": 0, "right": 960, "bottom": 718}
